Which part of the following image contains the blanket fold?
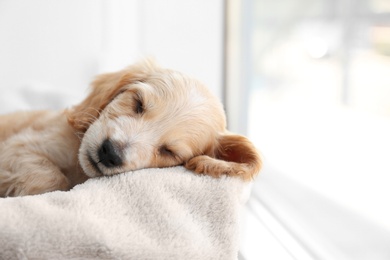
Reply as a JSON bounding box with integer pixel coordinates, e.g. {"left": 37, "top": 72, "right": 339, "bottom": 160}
{"left": 0, "top": 167, "right": 247, "bottom": 260}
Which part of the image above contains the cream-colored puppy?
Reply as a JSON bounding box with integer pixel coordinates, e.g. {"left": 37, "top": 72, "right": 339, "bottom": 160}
{"left": 0, "top": 60, "right": 261, "bottom": 197}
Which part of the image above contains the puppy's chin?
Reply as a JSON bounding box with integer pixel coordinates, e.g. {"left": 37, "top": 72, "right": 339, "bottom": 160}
{"left": 79, "top": 152, "right": 104, "bottom": 178}
{"left": 78, "top": 120, "right": 108, "bottom": 177}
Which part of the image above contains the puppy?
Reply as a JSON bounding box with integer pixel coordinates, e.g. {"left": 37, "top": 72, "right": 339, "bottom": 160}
{"left": 0, "top": 60, "right": 261, "bottom": 197}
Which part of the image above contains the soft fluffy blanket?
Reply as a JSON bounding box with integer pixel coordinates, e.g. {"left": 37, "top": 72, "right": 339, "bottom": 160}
{"left": 0, "top": 166, "right": 248, "bottom": 260}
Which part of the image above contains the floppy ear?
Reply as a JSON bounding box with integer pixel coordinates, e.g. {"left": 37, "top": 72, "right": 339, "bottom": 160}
{"left": 66, "top": 71, "right": 126, "bottom": 133}
{"left": 67, "top": 59, "right": 158, "bottom": 133}
{"left": 185, "top": 134, "right": 262, "bottom": 181}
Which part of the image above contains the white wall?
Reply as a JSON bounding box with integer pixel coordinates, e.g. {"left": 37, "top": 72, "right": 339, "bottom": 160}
{"left": 137, "top": 0, "right": 224, "bottom": 98}
{"left": 0, "top": 0, "right": 224, "bottom": 110}
{"left": 0, "top": 0, "right": 103, "bottom": 106}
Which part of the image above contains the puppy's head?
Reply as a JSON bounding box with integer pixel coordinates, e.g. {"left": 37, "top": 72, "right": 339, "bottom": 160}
{"left": 67, "top": 60, "right": 261, "bottom": 181}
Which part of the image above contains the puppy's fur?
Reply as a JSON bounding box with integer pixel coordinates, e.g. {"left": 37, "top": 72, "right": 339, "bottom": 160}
{"left": 0, "top": 60, "right": 261, "bottom": 197}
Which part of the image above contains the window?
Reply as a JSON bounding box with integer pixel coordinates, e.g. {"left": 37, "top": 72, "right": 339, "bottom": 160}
{"left": 226, "top": 0, "right": 390, "bottom": 259}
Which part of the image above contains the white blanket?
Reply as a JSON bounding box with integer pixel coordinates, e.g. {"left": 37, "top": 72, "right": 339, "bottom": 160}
{"left": 0, "top": 167, "right": 248, "bottom": 260}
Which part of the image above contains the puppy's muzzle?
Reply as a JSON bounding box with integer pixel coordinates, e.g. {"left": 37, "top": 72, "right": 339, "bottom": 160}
{"left": 98, "top": 139, "right": 123, "bottom": 168}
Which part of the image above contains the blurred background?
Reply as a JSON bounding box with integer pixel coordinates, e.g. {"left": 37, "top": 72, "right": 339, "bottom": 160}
{"left": 0, "top": 0, "right": 223, "bottom": 112}
{"left": 1, "top": 0, "right": 390, "bottom": 259}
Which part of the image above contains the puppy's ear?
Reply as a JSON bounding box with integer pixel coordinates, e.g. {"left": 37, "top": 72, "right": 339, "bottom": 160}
{"left": 67, "top": 59, "right": 158, "bottom": 133}
{"left": 66, "top": 71, "right": 125, "bottom": 133}
{"left": 185, "top": 134, "right": 262, "bottom": 181}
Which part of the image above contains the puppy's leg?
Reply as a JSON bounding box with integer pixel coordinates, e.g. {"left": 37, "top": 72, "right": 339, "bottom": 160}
{"left": 0, "top": 157, "right": 70, "bottom": 197}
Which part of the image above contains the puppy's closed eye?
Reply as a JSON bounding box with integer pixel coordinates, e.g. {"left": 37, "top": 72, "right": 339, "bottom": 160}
{"left": 159, "top": 145, "right": 175, "bottom": 157}
{"left": 133, "top": 91, "right": 145, "bottom": 115}
{"left": 134, "top": 96, "right": 144, "bottom": 115}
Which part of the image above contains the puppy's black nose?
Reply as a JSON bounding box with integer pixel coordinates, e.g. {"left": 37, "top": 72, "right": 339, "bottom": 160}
{"left": 98, "top": 139, "right": 123, "bottom": 168}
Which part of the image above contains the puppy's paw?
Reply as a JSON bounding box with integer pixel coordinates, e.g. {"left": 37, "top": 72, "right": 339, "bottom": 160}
{"left": 185, "top": 155, "right": 250, "bottom": 180}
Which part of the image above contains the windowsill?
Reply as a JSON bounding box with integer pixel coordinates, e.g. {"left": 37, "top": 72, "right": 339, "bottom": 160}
{"left": 241, "top": 163, "right": 390, "bottom": 260}
{"left": 239, "top": 195, "right": 297, "bottom": 260}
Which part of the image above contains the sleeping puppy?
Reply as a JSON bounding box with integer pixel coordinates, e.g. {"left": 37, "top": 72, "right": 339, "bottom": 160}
{"left": 0, "top": 60, "right": 261, "bottom": 197}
